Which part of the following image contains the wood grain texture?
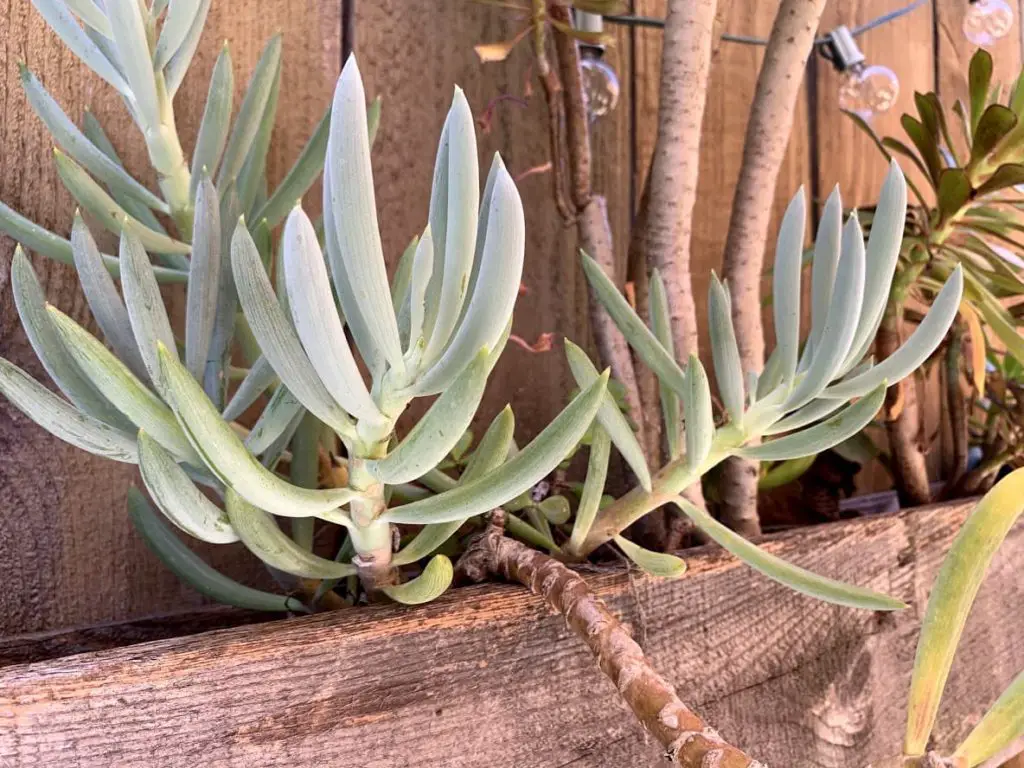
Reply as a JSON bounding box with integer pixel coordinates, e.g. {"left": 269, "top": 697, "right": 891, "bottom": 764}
{"left": 0, "top": 1, "right": 340, "bottom": 636}
{"left": 0, "top": 500, "right": 1021, "bottom": 767}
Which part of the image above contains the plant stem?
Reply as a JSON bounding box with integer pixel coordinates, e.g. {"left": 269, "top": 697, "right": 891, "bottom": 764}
{"left": 151, "top": 73, "right": 193, "bottom": 237}
{"left": 347, "top": 455, "right": 396, "bottom": 593}
{"left": 458, "top": 512, "right": 765, "bottom": 768}
{"left": 943, "top": 322, "right": 969, "bottom": 496}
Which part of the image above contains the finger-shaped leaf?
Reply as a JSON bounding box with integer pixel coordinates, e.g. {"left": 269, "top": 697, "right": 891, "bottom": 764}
{"left": 217, "top": 35, "right": 282, "bottom": 189}
{"left": 221, "top": 355, "right": 277, "bottom": 421}
{"left": 423, "top": 108, "right": 451, "bottom": 340}
{"left": 826, "top": 267, "right": 964, "bottom": 399}
{"left": 11, "top": 247, "right": 127, "bottom": 426}
{"left": 614, "top": 535, "right": 687, "bottom": 578}
{"left": 808, "top": 186, "right": 842, "bottom": 352}
{"left": 409, "top": 159, "right": 524, "bottom": 395}
{"left": 159, "top": 343, "right": 359, "bottom": 519}
{"left": 370, "top": 348, "right": 491, "bottom": 484}
{"left": 283, "top": 206, "right": 381, "bottom": 422}
{"left": 63, "top": 0, "right": 111, "bottom": 35}
{"left": 580, "top": 250, "right": 688, "bottom": 398}
{"left": 672, "top": 495, "right": 906, "bottom": 610}
{"left": 772, "top": 187, "right": 806, "bottom": 386}
{"left": 763, "top": 396, "right": 845, "bottom": 436}
{"left": 785, "top": 214, "right": 866, "bottom": 411}
{"left": 384, "top": 371, "right": 608, "bottom": 524}
{"left": 0, "top": 356, "right": 137, "bottom": 462}
{"left": 236, "top": 54, "right": 281, "bottom": 215}
{"left": 189, "top": 44, "right": 233, "bottom": 198}
{"left": 185, "top": 174, "right": 222, "bottom": 382}
{"left": 538, "top": 495, "right": 571, "bottom": 524}
{"left": 127, "top": 487, "right": 304, "bottom": 612}
{"left": 232, "top": 221, "right": 357, "bottom": 439}
{"left": 758, "top": 455, "right": 817, "bottom": 490}
{"left": 740, "top": 384, "right": 886, "bottom": 461}
{"left": 954, "top": 669, "right": 1024, "bottom": 767}
{"left": 708, "top": 274, "right": 744, "bottom": 426}
{"left": 453, "top": 153, "right": 502, "bottom": 338}
{"left": 974, "top": 284, "right": 1024, "bottom": 365}
{"left": 421, "top": 88, "right": 480, "bottom": 365}
{"left": 243, "top": 385, "right": 303, "bottom": 456}
{"left": 683, "top": 355, "right": 714, "bottom": 469}
{"left": 225, "top": 489, "right": 356, "bottom": 578}
{"left": 48, "top": 306, "right": 202, "bottom": 464}
{"left": 54, "top": 151, "right": 191, "bottom": 254}
{"left": 20, "top": 65, "right": 167, "bottom": 213}
{"left": 842, "top": 162, "right": 908, "bottom": 371}
{"left": 138, "top": 431, "right": 238, "bottom": 543}
{"left": 565, "top": 339, "right": 650, "bottom": 490}
{"left": 904, "top": 467, "right": 1024, "bottom": 756}
{"left": 164, "top": 0, "right": 212, "bottom": 96}
{"left": 252, "top": 106, "right": 329, "bottom": 229}
{"left": 326, "top": 56, "right": 404, "bottom": 371}
{"left": 381, "top": 554, "right": 454, "bottom": 605}
{"left": 202, "top": 183, "right": 242, "bottom": 405}
{"left": 567, "top": 426, "right": 611, "bottom": 554}
{"left": 649, "top": 269, "right": 681, "bottom": 458}
{"left": 405, "top": 226, "right": 434, "bottom": 355}
{"left": 104, "top": 0, "right": 159, "bottom": 128}
{"left": 506, "top": 513, "right": 560, "bottom": 551}
{"left": 391, "top": 233, "right": 418, "bottom": 326}
{"left": 29, "top": 0, "right": 131, "bottom": 98}
{"left": 154, "top": 0, "right": 203, "bottom": 70}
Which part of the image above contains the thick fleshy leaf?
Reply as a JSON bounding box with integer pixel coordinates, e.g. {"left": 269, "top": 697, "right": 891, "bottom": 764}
{"left": 672, "top": 495, "right": 906, "bottom": 610}
{"left": 763, "top": 396, "right": 845, "bottom": 436}
{"left": 975, "top": 163, "right": 1024, "bottom": 196}
{"left": 937, "top": 168, "right": 972, "bottom": 222}
{"left": 283, "top": 206, "right": 381, "bottom": 422}
{"left": 808, "top": 186, "right": 842, "bottom": 352}
{"left": 189, "top": 44, "right": 233, "bottom": 198}
{"left": 138, "top": 431, "right": 238, "bottom": 543}
{"left": 456, "top": 152, "right": 502, "bottom": 332}
{"left": 649, "top": 269, "right": 681, "bottom": 457}
{"left": 244, "top": 385, "right": 303, "bottom": 456}
{"left": 381, "top": 554, "right": 454, "bottom": 605}
{"left": 405, "top": 227, "right": 434, "bottom": 356}
{"left": 20, "top": 65, "right": 167, "bottom": 213}
{"left": 48, "top": 307, "right": 201, "bottom": 464}
{"left": 954, "top": 669, "right": 1024, "bottom": 766}
{"left": 232, "top": 221, "right": 357, "bottom": 439}
{"left": 683, "top": 354, "right": 714, "bottom": 469}
{"left": 164, "top": 0, "right": 212, "bottom": 96}
{"left": 391, "top": 233, "right": 418, "bottom": 330}
{"left": 614, "top": 535, "right": 687, "bottom": 578}
{"left": 384, "top": 372, "right": 608, "bottom": 524}
{"left": 973, "top": 284, "right": 1024, "bottom": 365}
{"left": 154, "top": 0, "right": 203, "bottom": 70}
{"left": 64, "top": 0, "right": 111, "bottom": 35}
{"left": 326, "top": 56, "right": 404, "bottom": 370}
{"left": 772, "top": 187, "right": 806, "bottom": 386}
{"left": 904, "top": 468, "right": 1024, "bottom": 756}
{"left": 369, "top": 348, "right": 491, "bottom": 484}
{"left": 252, "top": 106, "right": 330, "bottom": 229}
{"left": 741, "top": 384, "right": 886, "bottom": 461}
{"left": 225, "top": 489, "right": 356, "bottom": 578}
{"left": 565, "top": 339, "right": 650, "bottom": 490}
{"left": 409, "top": 159, "right": 524, "bottom": 395}
{"left": 185, "top": 174, "right": 222, "bottom": 382}
{"left": 826, "top": 268, "right": 964, "bottom": 399}
{"left": 538, "top": 495, "right": 571, "bottom": 524}
{"left": 0, "top": 357, "right": 137, "bottom": 462}
{"left": 159, "top": 343, "right": 358, "bottom": 519}
{"left": 580, "top": 250, "right": 688, "bottom": 398}
{"left": 758, "top": 455, "right": 817, "bottom": 490}
{"left": 127, "top": 487, "right": 304, "bottom": 612}
{"left": 708, "top": 274, "right": 744, "bottom": 426}
{"left": 105, "top": 0, "right": 159, "bottom": 128}
{"left": 969, "top": 49, "right": 995, "bottom": 134}
{"left": 236, "top": 53, "right": 281, "bottom": 215}
{"left": 567, "top": 426, "right": 611, "bottom": 554}
{"left": 221, "top": 355, "right": 276, "bottom": 421}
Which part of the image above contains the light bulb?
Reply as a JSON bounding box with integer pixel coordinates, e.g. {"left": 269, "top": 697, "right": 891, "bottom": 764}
{"left": 963, "top": 0, "right": 1015, "bottom": 46}
{"left": 580, "top": 52, "right": 620, "bottom": 121}
{"left": 837, "top": 63, "right": 900, "bottom": 121}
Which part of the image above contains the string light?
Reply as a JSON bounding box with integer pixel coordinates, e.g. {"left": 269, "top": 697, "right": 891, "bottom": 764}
{"left": 963, "top": 0, "right": 1015, "bottom": 46}
{"left": 575, "top": 11, "right": 621, "bottom": 122}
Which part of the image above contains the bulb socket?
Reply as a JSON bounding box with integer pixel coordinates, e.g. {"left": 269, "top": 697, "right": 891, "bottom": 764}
{"left": 824, "top": 25, "right": 866, "bottom": 72}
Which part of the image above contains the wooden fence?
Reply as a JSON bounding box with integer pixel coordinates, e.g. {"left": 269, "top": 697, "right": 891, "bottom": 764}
{"left": 0, "top": 0, "right": 1022, "bottom": 636}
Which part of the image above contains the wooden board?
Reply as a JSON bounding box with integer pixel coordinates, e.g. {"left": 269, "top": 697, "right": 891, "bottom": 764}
{"left": 0, "top": 500, "right": 1021, "bottom": 767}
{"left": 0, "top": 2, "right": 341, "bottom": 636}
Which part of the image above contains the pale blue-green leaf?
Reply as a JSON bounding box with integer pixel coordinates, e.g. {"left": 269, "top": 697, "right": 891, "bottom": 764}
{"left": 683, "top": 354, "right": 714, "bottom": 469}
{"left": 423, "top": 106, "right": 451, "bottom": 341}
{"left": 564, "top": 339, "right": 650, "bottom": 491}
{"left": 409, "top": 161, "right": 524, "bottom": 395}
{"left": 648, "top": 269, "right": 681, "bottom": 458}
{"left": 672, "top": 495, "right": 906, "bottom": 610}
{"left": 189, "top": 43, "right": 233, "bottom": 198}
{"left": 614, "top": 535, "right": 687, "bottom": 578}
{"left": 236, "top": 54, "right": 280, "bottom": 215}
{"left": 243, "top": 385, "right": 303, "bottom": 456}
{"left": 232, "top": 221, "right": 356, "bottom": 438}
{"left": 567, "top": 426, "right": 610, "bottom": 554}
{"left": 708, "top": 273, "right": 744, "bottom": 425}
{"left": 221, "top": 355, "right": 276, "bottom": 421}
{"left": 391, "top": 233, "right": 418, "bottom": 324}
{"left": 137, "top": 431, "right": 238, "bottom": 543}
{"left": 580, "top": 250, "right": 687, "bottom": 398}
{"left": 326, "top": 56, "right": 404, "bottom": 371}
{"left": 384, "top": 371, "right": 608, "bottom": 524}
{"left": 763, "top": 396, "right": 845, "bottom": 436}
{"left": 19, "top": 65, "right": 167, "bottom": 213}
{"left": 456, "top": 152, "right": 503, "bottom": 332}
{"left": 153, "top": 0, "right": 203, "bottom": 70}
{"left": 127, "top": 487, "right": 305, "bottom": 612}
{"left": 164, "top": 0, "right": 211, "bottom": 96}
{"left": 823, "top": 267, "right": 963, "bottom": 400}
{"left": 258, "top": 407, "right": 304, "bottom": 472}
{"left": 104, "top": 0, "right": 159, "bottom": 128}
{"left": 772, "top": 186, "right": 806, "bottom": 385}
{"left": 185, "top": 173, "right": 221, "bottom": 382}
{"left": 954, "top": 669, "right": 1024, "bottom": 766}
{"left": 370, "top": 348, "right": 491, "bottom": 484}
{"left": 288, "top": 413, "right": 321, "bottom": 550}
{"left": 808, "top": 185, "right": 842, "bottom": 352}
{"left": 757, "top": 346, "right": 783, "bottom": 400}
{"left": 740, "top": 384, "right": 886, "bottom": 461}
{"left": 159, "top": 344, "right": 358, "bottom": 519}
{"left": 0, "top": 356, "right": 137, "bottom": 462}
{"left": 381, "top": 555, "right": 454, "bottom": 605}
{"left": 283, "top": 206, "right": 381, "bottom": 422}
{"left": 224, "top": 489, "right": 357, "bottom": 578}
{"left": 405, "top": 226, "right": 434, "bottom": 358}
{"left": 202, "top": 182, "right": 241, "bottom": 406}
{"left": 64, "top": 0, "right": 111, "bottom": 35}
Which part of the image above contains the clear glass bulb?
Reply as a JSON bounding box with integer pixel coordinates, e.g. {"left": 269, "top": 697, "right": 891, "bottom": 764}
{"left": 837, "top": 63, "right": 900, "bottom": 121}
{"left": 963, "top": 0, "right": 1015, "bottom": 46}
{"left": 580, "top": 52, "right": 620, "bottom": 121}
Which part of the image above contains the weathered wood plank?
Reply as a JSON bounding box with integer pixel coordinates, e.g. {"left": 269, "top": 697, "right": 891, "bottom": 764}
{"left": 0, "top": 500, "right": 1019, "bottom": 767}
{"left": 0, "top": 1, "right": 341, "bottom": 636}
